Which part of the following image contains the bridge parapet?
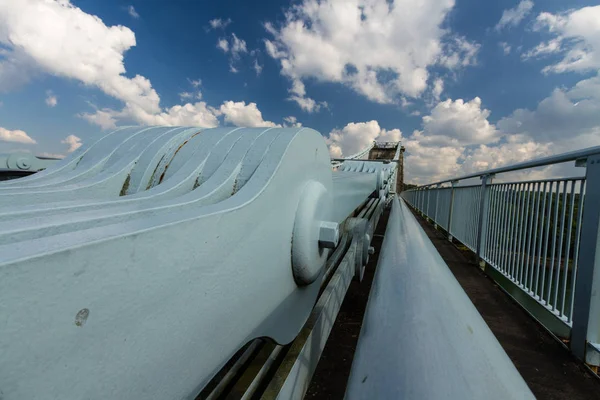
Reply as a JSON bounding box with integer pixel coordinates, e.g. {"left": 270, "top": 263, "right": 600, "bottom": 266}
{"left": 401, "top": 144, "right": 600, "bottom": 370}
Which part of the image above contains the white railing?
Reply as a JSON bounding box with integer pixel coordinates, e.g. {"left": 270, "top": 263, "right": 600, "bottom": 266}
{"left": 401, "top": 145, "right": 600, "bottom": 366}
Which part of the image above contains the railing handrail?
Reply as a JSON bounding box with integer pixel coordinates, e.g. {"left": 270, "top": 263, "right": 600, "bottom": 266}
{"left": 410, "top": 145, "right": 600, "bottom": 188}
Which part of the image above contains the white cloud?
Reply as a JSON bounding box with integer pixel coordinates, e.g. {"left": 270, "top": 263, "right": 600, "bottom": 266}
{"left": 0, "top": 0, "right": 222, "bottom": 129}
{"left": 418, "top": 97, "right": 499, "bottom": 146}
{"left": 127, "top": 5, "right": 139, "bottom": 19}
{"left": 283, "top": 116, "right": 302, "bottom": 127}
{"left": 217, "top": 38, "right": 229, "bottom": 53}
{"left": 230, "top": 33, "right": 247, "bottom": 57}
{"left": 432, "top": 78, "right": 444, "bottom": 101}
{"left": 0, "top": 127, "right": 36, "bottom": 144}
{"left": 253, "top": 59, "right": 263, "bottom": 76}
{"left": 218, "top": 33, "right": 249, "bottom": 73}
{"left": 219, "top": 101, "right": 280, "bottom": 127}
{"left": 264, "top": 0, "right": 478, "bottom": 108}
{"left": 528, "top": 6, "right": 600, "bottom": 73}
{"left": 521, "top": 38, "right": 561, "bottom": 60}
{"left": 499, "top": 42, "right": 511, "bottom": 55}
{"left": 494, "top": 0, "right": 534, "bottom": 31}
{"left": 61, "top": 134, "right": 82, "bottom": 152}
{"left": 498, "top": 73, "right": 600, "bottom": 144}
{"left": 45, "top": 90, "right": 57, "bottom": 107}
{"left": 209, "top": 18, "right": 231, "bottom": 30}
{"left": 79, "top": 108, "right": 118, "bottom": 130}
{"left": 188, "top": 78, "right": 202, "bottom": 88}
{"left": 403, "top": 69, "right": 600, "bottom": 184}
{"left": 326, "top": 121, "right": 402, "bottom": 158}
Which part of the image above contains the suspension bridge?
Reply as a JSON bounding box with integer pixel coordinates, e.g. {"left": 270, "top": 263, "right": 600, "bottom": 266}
{"left": 0, "top": 126, "right": 599, "bottom": 399}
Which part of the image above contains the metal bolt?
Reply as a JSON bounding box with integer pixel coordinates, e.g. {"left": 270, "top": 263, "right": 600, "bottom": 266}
{"left": 16, "top": 157, "right": 31, "bottom": 170}
{"left": 368, "top": 246, "right": 375, "bottom": 255}
{"left": 318, "top": 221, "right": 339, "bottom": 249}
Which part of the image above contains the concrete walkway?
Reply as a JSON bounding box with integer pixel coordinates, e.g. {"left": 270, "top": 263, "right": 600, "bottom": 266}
{"left": 412, "top": 209, "right": 600, "bottom": 400}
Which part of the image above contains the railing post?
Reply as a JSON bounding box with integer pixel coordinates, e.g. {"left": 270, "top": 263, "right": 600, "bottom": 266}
{"left": 571, "top": 154, "right": 600, "bottom": 364}
{"left": 434, "top": 183, "right": 441, "bottom": 229}
{"left": 447, "top": 181, "right": 457, "bottom": 242}
{"left": 476, "top": 174, "right": 494, "bottom": 267}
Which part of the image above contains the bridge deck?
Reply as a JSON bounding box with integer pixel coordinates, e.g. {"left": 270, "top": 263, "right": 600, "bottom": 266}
{"left": 412, "top": 208, "right": 600, "bottom": 400}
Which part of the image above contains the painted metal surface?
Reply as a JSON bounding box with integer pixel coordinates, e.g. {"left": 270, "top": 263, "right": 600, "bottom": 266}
{"left": 0, "top": 152, "right": 61, "bottom": 173}
{"left": 0, "top": 126, "right": 390, "bottom": 399}
{"left": 345, "top": 197, "right": 534, "bottom": 400}
{"left": 0, "top": 127, "right": 331, "bottom": 399}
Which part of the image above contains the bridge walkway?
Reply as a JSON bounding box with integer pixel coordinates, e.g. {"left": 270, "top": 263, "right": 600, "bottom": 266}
{"left": 411, "top": 207, "right": 600, "bottom": 400}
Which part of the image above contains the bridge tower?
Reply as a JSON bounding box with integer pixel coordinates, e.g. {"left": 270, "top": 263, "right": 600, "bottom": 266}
{"left": 368, "top": 142, "right": 405, "bottom": 192}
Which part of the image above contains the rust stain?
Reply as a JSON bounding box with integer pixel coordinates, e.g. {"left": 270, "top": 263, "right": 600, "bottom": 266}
{"left": 119, "top": 174, "right": 131, "bottom": 196}
{"left": 157, "top": 131, "right": 202, "bottom": 184}
{"left": 75, "top": 308, "right": 90, "bottom": 327}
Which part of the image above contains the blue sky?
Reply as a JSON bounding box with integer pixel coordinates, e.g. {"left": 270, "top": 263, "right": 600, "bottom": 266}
{"left": 0, "top": 0, "right": 599, "bottom": 183}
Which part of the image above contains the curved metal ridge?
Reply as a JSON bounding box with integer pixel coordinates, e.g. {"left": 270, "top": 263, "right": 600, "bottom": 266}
{"left": 345, "top": 197, "right": 534, "bottom": 399}
{"left": 0, "top": 126, "right": 397, "bottom": 400}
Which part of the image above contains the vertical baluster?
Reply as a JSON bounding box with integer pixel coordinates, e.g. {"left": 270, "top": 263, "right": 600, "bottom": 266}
{"left": 512, "top": 183, "right": 525, "bottom": 283}
{"left": 541, "top": 181, "right": 555, "bottom": 304}
{"left": 561, "top": 180, "right": 576, "bottom": 318}
{"left": 520, "top": 183, "right": 532, "bottom": 286}
{"left": 548, "top": 181, "right": 561, "bottom": 308}
{"left": 528, "top": 182, "right": 541, "bottom": 292}
{"left": 497, "top": 184, "right": 509, "bottom": 271}
{"left": 534, "top": 181, "right": 548, "bottom": 298}
{"left": 506, "top": 184, "right": 518, "bottom": 278}
{"left": 448, "top": 181, "right": 456, "bottom": 242}
{"left": 483, "top": 185, "right": 498, "bottom": 264}
{"left": 553, "top": 181, "right": 569, "bottom": 312}
{"left": 569, "top": 179, "right": 586, "bottom": 322}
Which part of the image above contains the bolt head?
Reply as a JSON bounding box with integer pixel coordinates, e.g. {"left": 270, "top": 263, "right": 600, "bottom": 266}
{"left": 16, "top": 158, "right": 31, "bottom": 169}
{"left": 318, "top": 221, "right": 339, "bottom": 249}
{"left": 368, "top": 246, "right": 375, "bottom": 255}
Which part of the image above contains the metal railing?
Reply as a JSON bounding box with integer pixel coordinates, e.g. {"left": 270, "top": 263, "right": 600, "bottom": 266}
{"left": 401, "top": 145, "right": 600, "bottom": 365}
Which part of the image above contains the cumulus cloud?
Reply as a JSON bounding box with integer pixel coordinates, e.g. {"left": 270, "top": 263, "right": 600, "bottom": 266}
{"left": 494, "top": 0, "right": 534, "bottom": 31}
{"left": 0, "top": 0, "right": 220, "bottom": 129}
{"left": 403, "top": 74, "right": 600, "bottom": 184}
{"left": 498, "top": 74, "right": 600, "bottom": 145}
{"left": 326, "top": 121, "right": 402, "bottom": 158}
{"left": 127, "top": 5, "right": 139, "bottom": 19}
{"left": 45, "top": 90, "right": 57, "bottom": 107}
{"left": 264, "top": 0, "right": 478, "bottom": 110}
{"left": 499, "top": 42, "right": 512, "bottom": 55}
{"left": 0, "top": 127, "right": 36, "bottom": 144}
{"left": 61, "top": 134, "right": 82, "bottom": 152}
{"left": 219, "top": 101, "right": 280, "bottom": 127}
{"left": 209, "top": 18, "right": 231, "bottom": 30}
{"left": 527, "top": 6, "right": 600, "bottom": 73}
{"left": 418, "top": 97, "right": 499, "bottom": 146}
